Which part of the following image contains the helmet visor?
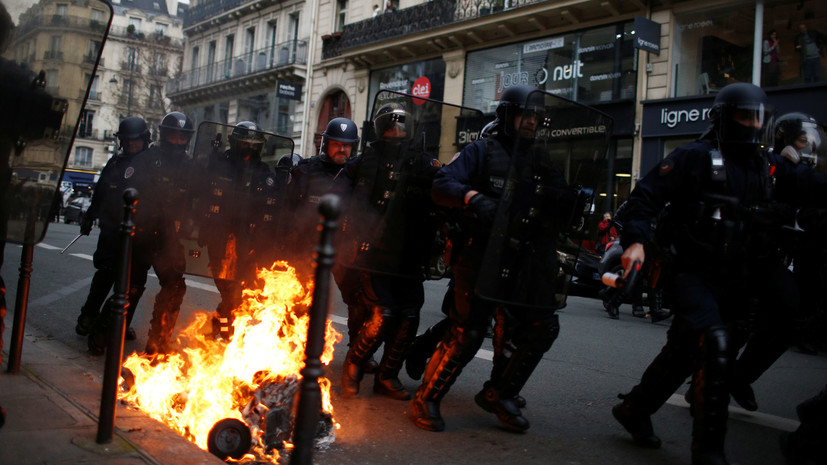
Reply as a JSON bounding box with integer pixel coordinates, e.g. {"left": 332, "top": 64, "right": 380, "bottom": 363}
{"left": 720, "top": 102, "right": 773, "bottom": 146}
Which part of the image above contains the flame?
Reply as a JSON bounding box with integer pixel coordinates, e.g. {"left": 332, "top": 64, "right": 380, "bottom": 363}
{"left": 120, "top": 261, "right": 342, "bottom": 462}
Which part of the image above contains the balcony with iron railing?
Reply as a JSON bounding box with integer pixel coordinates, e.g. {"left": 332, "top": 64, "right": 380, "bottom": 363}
{"left": 76, "top": 128, "right": 111, "bottom": 141}
{"left": 322, "top": 0, "right": 550, "bottom": 59}
{"left": 15, "top": 13, "right": 108, "bottom": 38}
{"left": 183, "top": 0, "right": 279, "bottom": 30}
{"left": 120, "top": 61, "right": 142, "bottom": 74}
{"left": 43, "top": 50, "right": 64, "bottom": 60}
{"left": 167, "top": 40, "right": 307, "bottom": 95}
{"left": 107, "top": 25, "right": 184, "bottom": 48}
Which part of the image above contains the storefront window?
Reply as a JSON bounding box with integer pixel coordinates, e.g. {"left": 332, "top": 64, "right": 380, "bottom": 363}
{"left": 463, "top": 21, "right": 636, "bottom": 112}
{"left": 368, "top": 58, "right": 445, "bottom": 118}
{"left": 673, "top": 2, "right": 756, "bottom": 97}
{"left": 762, "top": 0, "right": 827, "bottom": 87}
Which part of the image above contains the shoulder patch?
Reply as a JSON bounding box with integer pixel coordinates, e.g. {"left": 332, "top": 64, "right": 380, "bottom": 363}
{"left": 658, "top": 158, "right": 674, "bottom": 177}
{"left": 430, "top": 159, "right": 442, "bottom": 168}
{"left": 124, "top": 166, "right": 135, "bottom": 179}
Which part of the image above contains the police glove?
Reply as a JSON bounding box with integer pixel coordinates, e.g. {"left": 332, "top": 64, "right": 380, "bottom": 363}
{"left": 468, "top": 194, "right": 498, "bottom": 224}
{"left": 80, "top": 217, "right": 93, "bottom": 236}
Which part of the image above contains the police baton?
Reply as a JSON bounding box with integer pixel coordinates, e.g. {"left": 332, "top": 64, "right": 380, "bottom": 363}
{"left": 60, "top": 234, "right": 83, "bottom": 254}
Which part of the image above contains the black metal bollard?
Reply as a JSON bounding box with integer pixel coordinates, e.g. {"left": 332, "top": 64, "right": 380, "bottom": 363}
{"left": 290, "top": 194, "right": 341, "bottom": 465}
{"left": 96, "top": 188, "right": 138, "bottom": 444}
{"left": 7, "top": 200, "right": 38, "bottom": 374}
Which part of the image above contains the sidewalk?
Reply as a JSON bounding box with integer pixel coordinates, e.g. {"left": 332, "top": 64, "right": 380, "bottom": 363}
{"left": 0, "top": 324, "right": 225, "bottom": 465}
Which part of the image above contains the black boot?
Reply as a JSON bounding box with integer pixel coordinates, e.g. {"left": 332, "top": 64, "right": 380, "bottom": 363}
{"left": 406, "top": 318, "right": 450, "bottom": 380}
{"left": 648, "top": 290, "right": 672, "bottom": 323}
{"left": 145, "top": 278, "right": 185, "bottom": 354}
{"left": 474, "top": 386, "right": 529, "bottom": 432}
{"left": 690, "top": 327, "right": 731, "bottom": 465}
{"left": 342, "top": 306, "right": 388, "bottom": 397}
{"left": 76, "top": 270, "right": 115, "bottom": 335}
{"left": 632, "top": 305, "right": 647, "bottom": 318}
{"left": 341, "top": 358, "right": 363, "bottom": 398}
{"left": 409, "top": 326, "right": 484, "bottom": 432}
{"left": 612, "top": 401, "right": 661, "bottom": 449}
{"left": 480, "top": 318, "right": 558, "bottom": 432}
{"left": 604, "top": 293, "right": 620, "bottom": 319}
{"left": 374, "top": 314, "right": 418, "bottom": 400}
{"left": 614, "top": 322, "right": 697, "bottom": 449}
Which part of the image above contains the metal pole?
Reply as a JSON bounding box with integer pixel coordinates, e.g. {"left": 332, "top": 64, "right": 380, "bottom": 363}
{"left": 96, "top": 188, "right": 138, "bottom": 444}
{"left": 6, "top": 244, "right": 32, "bottom": 374}
{"left": 290, "top": 194, "right": 340, "bottom": 465}
{"left": 7, "top": 202, "right": 38, "bottom": 374}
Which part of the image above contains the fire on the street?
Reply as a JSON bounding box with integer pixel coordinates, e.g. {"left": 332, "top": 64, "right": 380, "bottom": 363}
{"left": 119, "top": 261, "right": 341, "bottom": 463}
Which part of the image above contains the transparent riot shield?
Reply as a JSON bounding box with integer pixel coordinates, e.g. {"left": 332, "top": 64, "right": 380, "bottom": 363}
{"left": 341, "top": 90, "right": 486, "bottom": 279}
{"left": 476, "top": 90, "right": 613, "bottom": 309}
{"left": 0, "top": 0, "right": 112, "bottom": 245}
{"left": 182, "top": 121, "right": 294, "bottom": 279}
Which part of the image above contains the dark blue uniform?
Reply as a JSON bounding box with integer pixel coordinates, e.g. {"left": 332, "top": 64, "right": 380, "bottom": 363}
{"left": 120, "top": 145, "right": 191, "bottom": 354}
{"left": 413, "top": 133, "right": 569, "bottom": 433}
{"left": 340, "top": 140, "right": 442, "bottom": 400}
{"left": 286, "top": 154, "right": 365, "bottom": 342}
{"left": 199, "top": 150, "right": 281, "bottom": 336}
{"left": 614, "top": 137, "right": 827, "bottom": 460}
{"left": 77, "top": 151, "right": 147, "bottom": 336}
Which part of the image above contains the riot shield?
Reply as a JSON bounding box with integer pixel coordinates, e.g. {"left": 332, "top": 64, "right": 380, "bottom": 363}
{"left": 0, "top": 0, "right": 112, "bottom": 245}
{"left": 182, "top": 121, "right": 294, "bottom": 279}
{"left": 477, "top": 90, "right": 612, "bottom": 309}
{"left": 341, "top": 90, "right": 486, "bottom": 279}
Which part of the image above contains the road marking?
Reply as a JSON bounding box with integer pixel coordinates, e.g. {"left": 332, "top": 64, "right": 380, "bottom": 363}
{"left": 666, "top": 393, "right": 799, "bottom": 431}
{"left": 29, "top": 277, "right": 93, "bottom": 307}
{"left": 37, "top": 243, "right": 61, "bottom": 250}
{"left": 70, "top": 253, "right": 94, "bottom": 260}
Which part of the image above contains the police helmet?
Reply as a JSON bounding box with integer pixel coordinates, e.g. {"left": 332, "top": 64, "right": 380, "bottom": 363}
{"left": 772, "top": 112, "right": 826, "bottom": 169}
{"left": 373, "top": 102, "right": 410, "bottom": 141}
{"left": 114, "top": 116, "right": 151, "bottom": 150}
{"left": 228, "top": 121, "right": 265, "bottom": 160}
{"left": 158, "top": 111, "right": 194, "bottom": 154}
{"left": 709, "top": 83, "right": 771, "bottom": 152}
{"left": 495, "top": 85, "right": 543, "bottom": 138}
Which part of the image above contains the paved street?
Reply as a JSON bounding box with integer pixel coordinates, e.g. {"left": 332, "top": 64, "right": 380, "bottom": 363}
{"left": 1, "top": 222, "right": 825, "bottom": 464}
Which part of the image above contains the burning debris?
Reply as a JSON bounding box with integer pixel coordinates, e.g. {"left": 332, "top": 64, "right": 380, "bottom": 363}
{"left": 118, "top": 262, "right": 341, "bottom": 463}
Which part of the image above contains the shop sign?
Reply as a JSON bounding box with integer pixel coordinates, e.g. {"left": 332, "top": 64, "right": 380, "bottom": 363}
{"left": 412, "top": 76, "right": 431, "bottom": 104}
{"left": 277, "top": 80, "right": 302, "bottom": 100}
{"left": 641, "top": 98, "right": 715, "bottom": 137}
{"left": 634, "top": 16, "right": 661, "bottom": 55}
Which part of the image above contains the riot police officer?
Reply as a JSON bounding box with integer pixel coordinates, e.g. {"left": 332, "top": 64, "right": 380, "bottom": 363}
{"left": 286, "top": 117, "right": 370, "bottom": 361}
{"left": 727, "top": 112, "right": 827, "bottom": 412}
{"left": 199, "top": 121, "right": 281, "bottom": 340}
{"left": 75, "top": 116, "right": 151, "bottom": 340}
{"left": 92, "top": 111, "right": 195, "bottom": 355}
{"left": 340, "top": 103, "right": 442, "bottom": 401}
{"left": 410, "top": 85, "right": 574, "bottom": 432}
{"left": 612, "top": 84, "right": 827, "bottom": 465}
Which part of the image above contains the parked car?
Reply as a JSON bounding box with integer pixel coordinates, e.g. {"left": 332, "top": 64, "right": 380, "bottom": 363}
{"left": 63, "top": 196, "right": 92, "bottom": 225}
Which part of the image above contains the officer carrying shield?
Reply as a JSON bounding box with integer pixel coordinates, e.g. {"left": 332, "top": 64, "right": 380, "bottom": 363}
{"left": 340, "top": 101, "right": 443, "bottom": 401}
{"left": 410, "top": 85, "right": 583, "bottom": 432}
{"left": 74, "top": 117, "right": 151, "bottom": 340}
{"left": 612, "top": 84, "right": 827, "bottom": 465}
{"left": 285, "top": 117, "right": 373, "bottom": 369}
{"left": 199, "top": 121, "right": 281, "bottom": 340}
{"left": 89, "top": 111, "right": 195, "bottom": 355}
